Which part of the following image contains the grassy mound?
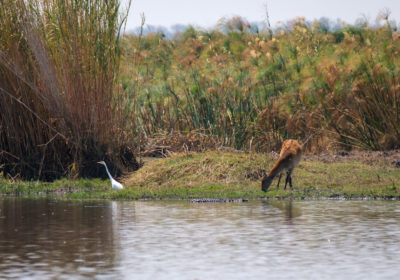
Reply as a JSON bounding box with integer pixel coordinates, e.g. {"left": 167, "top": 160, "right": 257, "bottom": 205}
{"left": 124, "top": 151, "right": 400, "bottom": 199}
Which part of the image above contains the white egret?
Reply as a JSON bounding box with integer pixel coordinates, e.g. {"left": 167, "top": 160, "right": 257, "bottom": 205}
{"left": 97, "top": 161, "right": 124, "bottom": 190}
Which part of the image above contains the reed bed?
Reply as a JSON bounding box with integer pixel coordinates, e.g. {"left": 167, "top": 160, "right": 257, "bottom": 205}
{"left": 0, "top": 0, "right": 137, "bottom": 180}
{"left": 121, "top": 16, "right": 400, "bottom": 153}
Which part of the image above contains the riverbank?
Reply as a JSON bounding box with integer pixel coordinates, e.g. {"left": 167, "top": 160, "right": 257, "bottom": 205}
{"left": 1, "top": 150, "right": 400, "bottom": 200}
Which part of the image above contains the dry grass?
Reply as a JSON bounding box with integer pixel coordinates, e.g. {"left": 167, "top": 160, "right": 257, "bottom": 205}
{"left": 126, "top": 151, "right": 271, "bottom": 188}
{"left": 140, "top": 131, "right": 221, "bottom": 157}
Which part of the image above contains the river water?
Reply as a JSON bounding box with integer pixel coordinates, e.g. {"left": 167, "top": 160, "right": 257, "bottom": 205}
{"left": 0, "top": 198, "right": 400, "bottom": 279}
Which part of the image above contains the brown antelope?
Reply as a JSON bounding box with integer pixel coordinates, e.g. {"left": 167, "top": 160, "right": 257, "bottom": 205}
{"left": 261, "top": 139, "right": 302, "bottom": 192}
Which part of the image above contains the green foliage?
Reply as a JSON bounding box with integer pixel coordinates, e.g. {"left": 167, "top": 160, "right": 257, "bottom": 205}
{"left": 122, "top": 18, "right": 400, "bottom": 152}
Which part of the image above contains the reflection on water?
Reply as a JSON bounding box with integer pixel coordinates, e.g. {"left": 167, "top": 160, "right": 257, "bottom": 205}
{"left": 0, "top": 199, "right": 122, "bottom": 279}
{"left": 1, "top": 198, "right": 400, "bottom": 279}
{"left": 264, "top": 200, "right": 302, "bottom": 223}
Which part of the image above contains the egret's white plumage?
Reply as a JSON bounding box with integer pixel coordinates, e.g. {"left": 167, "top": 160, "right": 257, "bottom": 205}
{"left": 97, "top": 161, "right": 124, "bottom": 190}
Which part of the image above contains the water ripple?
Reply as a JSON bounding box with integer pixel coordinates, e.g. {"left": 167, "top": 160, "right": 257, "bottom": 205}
{"left": 0, "top": 199, "right": 400, "bottom": 279}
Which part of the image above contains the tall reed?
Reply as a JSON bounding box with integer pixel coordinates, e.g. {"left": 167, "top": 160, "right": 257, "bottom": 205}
{"left": 0, "top": 0, "right": 136, "bottom": 180}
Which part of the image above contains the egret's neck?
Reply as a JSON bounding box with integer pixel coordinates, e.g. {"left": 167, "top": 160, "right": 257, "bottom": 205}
{"left": 102, "top": 163, "right": 113, "bottom": 181}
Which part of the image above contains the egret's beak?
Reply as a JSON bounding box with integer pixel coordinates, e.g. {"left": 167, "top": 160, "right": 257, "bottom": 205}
{"left": 97, "top": 161, "right": 102, "bottom": 164}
